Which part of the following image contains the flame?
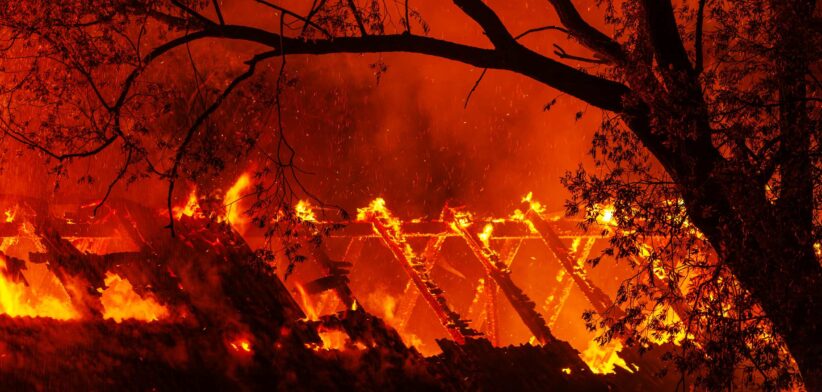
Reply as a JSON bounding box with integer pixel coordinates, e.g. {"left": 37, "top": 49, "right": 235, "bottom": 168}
{"left": 510, "top": 192, "right": 542, "bottom": 233}
{"left": 4, "top": 208, "right": 15, "bottom": 223}
{"left": 224, "top": 173, "right": 251, "bottom": 227}
{"left": 478, "top": 223, "right": 494, "bottom": 248}
{"left": 359, "top": 198, "right": 421, "bottom": 277}
{"left": 0, "top": 255, "right": 77, "bottom": 319}
{"left": 581, "top": 340, "right": 635, "bottom": 374}
{"left": 356, "top": 198, "right": 388, "bottom": 222}
{"left": 294, "top": 282, "right": 318, "bottom": 321}
{"left": 562, "top": 367, "right": 572, "bottom": 374}
{"left": 295, "top": 200, "right": 317, "bottom": 222}
{"left": 596, "top": 205, "right": 615, "bottom": 225}
{"left": 317, "top": 329, "right": 350, "bottom": 350}
{"left": 450, "top": 210, "right": 474, "bottom": 229}
{"left": 173, "top": 188, "right": 202, "bottom": 219}
{"left": 100, "top": 272, "right": 168, "bottom": 322}
{"left": 522, "top": 192, "right": 545, "bottom": 214}
{"left": 303, "top": 326, "right": 359, "bottom": 351}
{"left": 357, "top": 199, "right": 412, "bottom": 260}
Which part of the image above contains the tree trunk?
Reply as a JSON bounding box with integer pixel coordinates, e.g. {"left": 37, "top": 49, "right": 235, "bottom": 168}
{"left": 741, "top": 246, "right": 822, "bottom": 390}
{"left": 689, "top": 187, "right": 822, "bottom": 388}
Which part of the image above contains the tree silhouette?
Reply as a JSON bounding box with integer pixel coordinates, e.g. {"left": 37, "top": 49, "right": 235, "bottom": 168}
{"left": 0, "top": 0, "right": 818, "bottom": 388}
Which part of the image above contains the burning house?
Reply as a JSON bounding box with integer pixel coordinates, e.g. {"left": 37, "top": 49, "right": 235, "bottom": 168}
{"left": 0, "top": 191, "right": 682, "bottom": 390}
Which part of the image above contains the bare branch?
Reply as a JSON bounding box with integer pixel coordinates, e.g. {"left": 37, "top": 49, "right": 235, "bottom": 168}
{"left": 553, "top": 43, "right": 607, "bottom": 64}
{"left": 404, "top": 0, "right": 411, "bottom": 33}
{"left": 94, "top": 147, "right": 132, "bottom": 216}
{"left": 255, "top": 0, "right": 332, "bottom": 38}
{"left": 514, "top": 25, "right": 569, "bottom": 41}
{"left": 464, "top": 68, "right": 487, "bottom": 108}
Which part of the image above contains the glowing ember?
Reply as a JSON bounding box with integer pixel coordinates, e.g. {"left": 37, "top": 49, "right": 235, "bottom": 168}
{"left": 101, "top": 272, "right": 168, "bottom": 322}
{"left": 0, "top": 255, "right": 77, "bottom": 320}
{"left": 230, "top": 338, "right": 253, "bottom": 353}
{"left": 224, "top": 173, "right": 252, "bottom": 227}
{"left": 319, "top": 329, "right": 349, "bottom": 350}
{"left": 305, "top": 328, "right": 368, "bottom": 352}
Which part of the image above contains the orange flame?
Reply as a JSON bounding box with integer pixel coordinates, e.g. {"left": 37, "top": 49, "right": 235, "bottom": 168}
{"left": 100, "top": 272, "right": 168, "bottom": 322}
{"left": 224, "top": 173, "right": 252, "bottom": 228}
{"left": 478, "top": 223, "right": 494, "bottom": 248}
{"left": 522, "top": 192, "right": 545, "bottom": 214}
{"left": 0, "top": 255, "right": 77, "bottom": 320}
{"left": 581, "top": 340, "right": 636, "bottom": 374}
{"left": 318, "top": 329, "right": 349, "bottom": 350}
{"left": 295, "top": 200, "right": 317, "bottom": 222}
{"left": 173, "top": 188, "right": 202, "bottom": 219}
{"left": 4, "top": 208, "right": 15, "bottom": 223}
{"left": 294, "top": 282, "right": 318, "bottom": 321}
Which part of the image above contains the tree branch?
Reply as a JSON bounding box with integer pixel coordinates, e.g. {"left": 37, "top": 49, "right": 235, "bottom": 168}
{"left": 546, "top": 0, "right": 624, "bottom": 63}
{"left": 255, "top": 0, "right": 332, "bottom": 38}
{"left": 345, "top": 0, "right": 368, "bottom": 36}
{"left": 179, "top": 24, "right": 629, "bottom": 112}
{"left": 553, "top": 43, "right": 607, "bottom": 64}
{"left": 640, "top": 0, "right": 693, "bottom": 74}
{"left": 452, "top": 0, "right": 515, "bottom": 48}
{"left": 694, "top": 0, "right": 706, "bottom": 74}
{"left": 464, "top": 68, "right": 487, "bottom": 108}
{"left": 169, "top": 0, "right": 217, "bottom": 27}
{"left": 514, "top": 25, "right": 569, "bottom": 41}
{"left": 211, "top": 0, "right": 225, "bottom": 25}
{"left": 94, "top": 146, "right": 132, "bottom": 216}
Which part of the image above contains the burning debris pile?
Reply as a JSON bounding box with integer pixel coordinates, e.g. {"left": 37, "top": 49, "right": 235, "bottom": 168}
{"left": 0, "top": 194, "right": 680, "bottom": 390}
